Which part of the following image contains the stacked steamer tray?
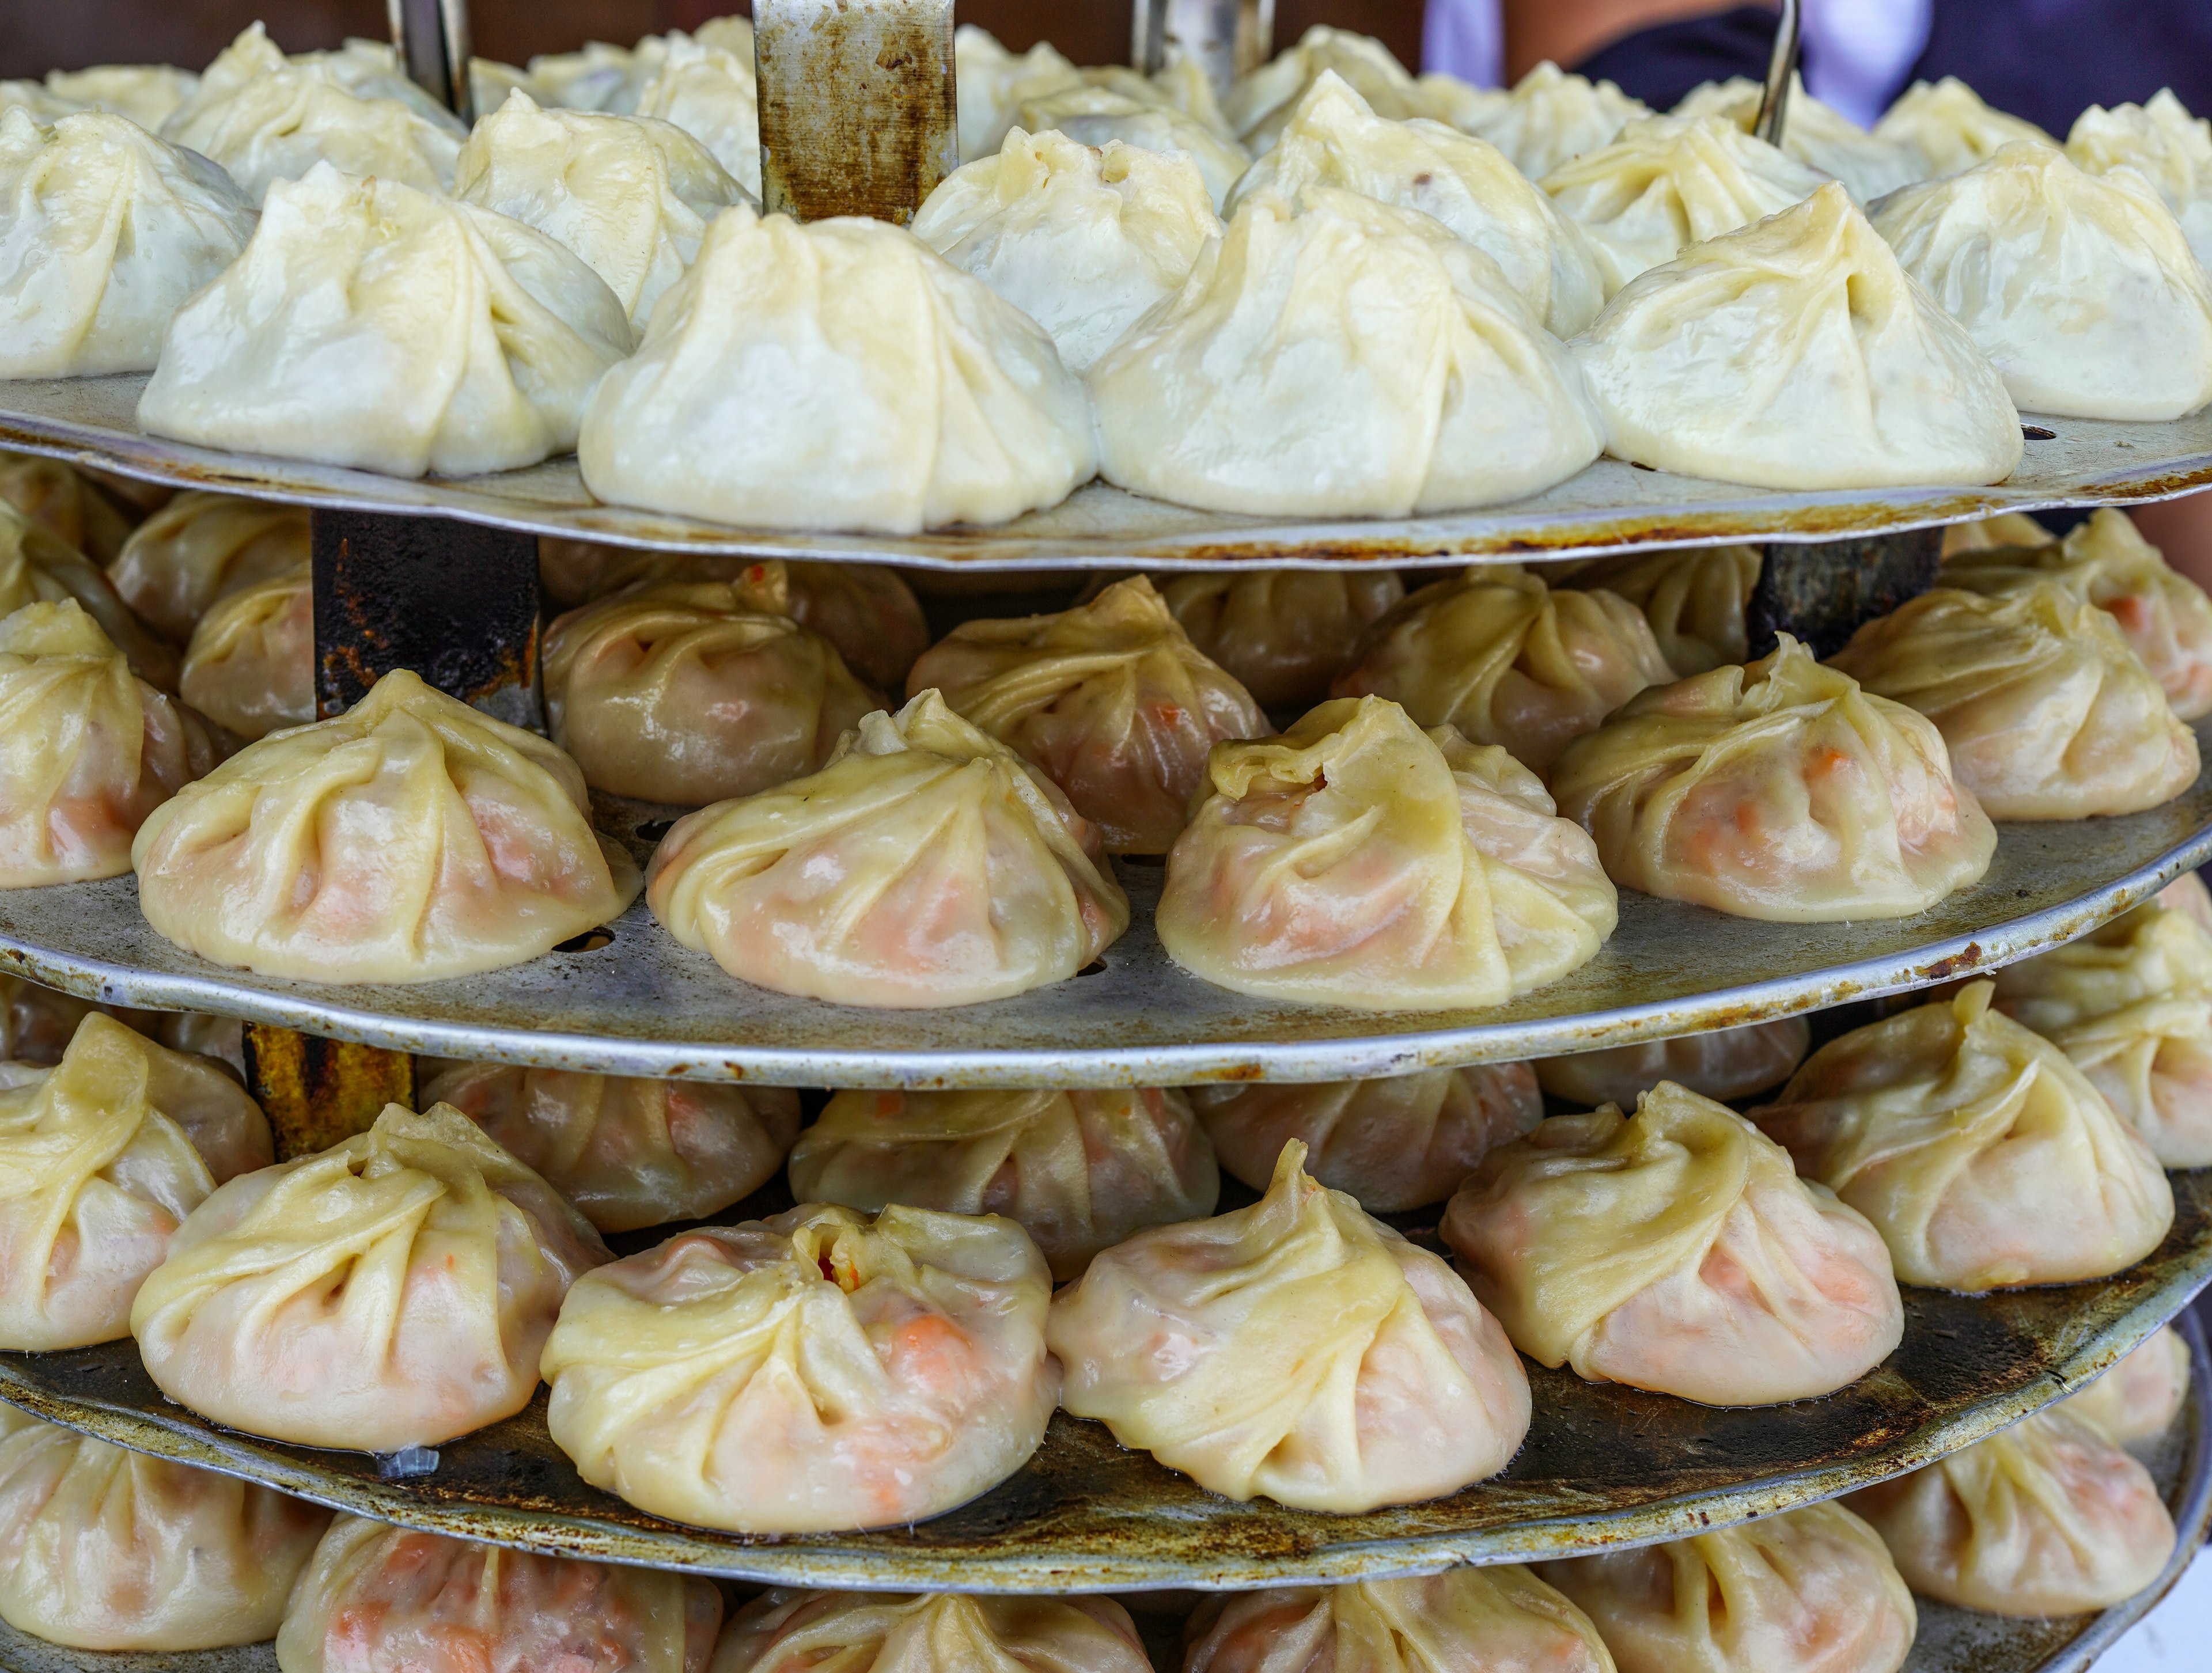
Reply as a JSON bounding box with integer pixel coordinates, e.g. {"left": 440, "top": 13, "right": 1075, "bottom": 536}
{"left": 3, "top": 2, "right": 2212, "bottom": 1671}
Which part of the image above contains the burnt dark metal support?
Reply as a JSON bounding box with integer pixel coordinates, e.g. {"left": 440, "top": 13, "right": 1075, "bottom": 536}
{"left": 244, "top": 1023, "right": 416, "bottom": 1160}
{"left": 1745, "top": 527, "right": 1942, "bottom": 661}
{"left": 390, "top": 0, "right": 476, "bottom": 123}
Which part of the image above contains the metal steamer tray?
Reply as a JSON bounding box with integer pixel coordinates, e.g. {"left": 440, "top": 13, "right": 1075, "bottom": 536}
{"left": 3, "top": 377, "right": 2212, "bottom": 569}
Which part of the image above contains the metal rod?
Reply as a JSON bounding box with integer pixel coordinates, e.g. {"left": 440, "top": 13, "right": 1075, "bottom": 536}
{"left": 1753, "top": 0, "right": 1800, "bottom": 147}
{"left": 389, "top": 0, "right": 475, "bottom": 123}
{"left": 1236, "top": 0, "right": 1275, "bottom": 75}
{"left": 1131, "top": 0, "right": 1246, "bottom": 94}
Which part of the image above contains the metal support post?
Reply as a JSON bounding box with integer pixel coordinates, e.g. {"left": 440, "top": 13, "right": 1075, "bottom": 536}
{"left": 244, "top": 1025, "right": 417, "bottom": 1159}
{"left": 1745, "top": 528, "right": 1942, "bottom": 661}
{"left": 389, "top": 0, "right": 476, "bottom": 124}
{"left": 1132, "top": 0, "right": 1274, "bottom": 89}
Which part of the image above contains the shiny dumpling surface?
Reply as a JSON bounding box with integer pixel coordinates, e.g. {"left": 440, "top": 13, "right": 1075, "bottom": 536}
{"left": 711, "top": 1590, "right": 1149, "bottom": 1673}
{"left": 1871, "top": 76, "right": 2055, "bottom": 177}
{"left": 630, "top": 33, "right": 758, "bottom": 196}
{"left": 177, "top": 563, "right": 312, "bottom": 740}
{"left": 1536, "top": 1017, "right": 1811, "bottom": 1109}
{"left": 2059, "top": 1323, "right": 2192, "bottom": 1445}
{"left": 107, "top": 491, "right": 308, "bottom": 648}
{"left": 1674, "top": 73, "right": 1923, "bottom": 200}
{"left": 2068, "top": 89, "right": 2212, "bottom": 274}
{"left": 1184, "top": 1568, "right": 1613, "bottom": 1673}
{"left": 1461, "top": 60, "right": 1650, "bottom": 181}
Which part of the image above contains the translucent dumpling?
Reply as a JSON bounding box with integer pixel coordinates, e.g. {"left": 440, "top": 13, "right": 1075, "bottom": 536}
{"left": 1536, "top": 1500, "right": 1915, "bottom": 1673}
{"left": 1991, "top": 896, "right": 2212, "bottom": 1166}
{"left": 1225, "top": 25, "right": 1436, "bottom": 153}
{"left": 422, "top": 1061, "right": 801, "bottom": 1234}
{"left": 788, "top": 1086, "right": 1218, "bottom": 1280}
{"left": 1332, "top": 564, "right": 1676, "bottom": 771}
{"left": 1872, "top": 142, "right": 2212, "bottom": 421}
{"left": 544, "top": 576, "right": 881, "bottom": 805}
{"left": 1089, "top": 189, "right": 1604, "bottom": 517}
{"left": 911, "top": 127, "right": 1219, "bottom": 373}
{"left": 0, "top": 1011, "right": 270, "bottom": 1350}
{"left": 1151, "top": 567, "right": 1404, "bottom": 710}
{"left": 1049, "top": 1141, "right": 1531, "bottom": 1512}
{"left": 541, "top": 1202, "right": 1056, "bottom": 1532}
{"left": 2069, "top": 89, "right": 2212, "bottom": 272}
{"left": 0, "top": 499, "right": 175, "bottom": 688}
{"left": 1828, "top": 582, "right": 2199, "bottom": 820}
{"left": 277, "top": 1517, "right": 722, "bottom": 1673}
{"left": 1560, "top": 544, "right": 1760, "bottom": 676}
{"left": 44, "top": 65, "right": 199, "bottom": 131}
{"left": 906, "top": 576, "right": 1266, "bottom": 854}
{"left": 580, "top": 207, "right": 1095, "bottom": 534}
{"left": 455, "top": 92, "right": 751, "bottom": 331}
{"left": 1944, "top": 510, "right": 2055, "bottom": 556}
{"left": 177, "top": 563, "right": 312, "bottom": 739}
{"left": 1675, "top": 74, "right": 1924, "bottom": 201}
{"left": 1542, "top": 114, "right": 1830, "bottom": 294}
{"left": 1752, "top": 983, "right": 2174, "bottom": 1291}
{"left": 108, "top": 491, "right": 308, "bottom": 647}
{"left": 1872, "top": 77, "right": 2056, "bottom": 178}
{"left": 132, "top": 1101, "right": 608, "bottom": 1451}
{"left": 631, "top": 33, "right": 758, "bottom": 196}
{"left": 1573, "top": 183, "right": 2024, "bottom": 490}
{"left": 953, "top": 25, "right": 1081, "bottom": 162}
{"left": 1849, "top": 1407, "right": 2175, "bottom": 1615}
{"left": 1159, "top": 698, "right": 1617, "bottom": 1011}
{"left": 2061, "top": 1324, "right": 2191, "bottom": 1445}
{"left": 713, "top": 1591, "right": 1149, "bottom": 1673}
{"left": 0, "top": 1406, "right": 329, "bottom": 1651}
{"left": 1184, "top": 1569, "right": 1613, "bottom": 1673}
{"left": 158, "top": 24, "right": 463, "bottom": 203}
{"left": 1536, "top": 1018, "right": 1812, "bottom": 1109}
{"left": 1226, "top": 71, "right": 1606, "bottom": 336}
{"left": 1548, "top": 636, "right": 1997, "bottom": 922}
{"left": 1189, "top": 1063, "right": 1541, "bottom": 1212}
{"left": 0, "top": 109, "right": 255, "bottom": 378}
{"left": 1012, "top": 84, "right": 1252, "bottom": 210}
{"left": 1939, "top": 509, "right": 2212, "bottom": 721}
{"left": 1444, "top": 1083, "right": 1904, "bottom": 1404}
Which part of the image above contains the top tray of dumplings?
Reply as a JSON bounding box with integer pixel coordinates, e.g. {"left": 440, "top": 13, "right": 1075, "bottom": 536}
{"left": 5, "top": 18, "right": 2212, "bottom": 564}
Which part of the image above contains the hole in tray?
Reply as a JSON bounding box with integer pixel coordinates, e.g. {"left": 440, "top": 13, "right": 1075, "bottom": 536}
{"left": 1630, "top": 460, "right": 1657, "bottom": 471}
{"left": 1119, "top": 853, "right": 1166, "bottom": 868}
{"left": 554, "top": 927, "right": 616, "bottom": 954}
{"left": 2022, "top": 425, "right": 2056, "bottom": 440}
{"left": 635, "top": 818, "right": 676, "bottom": 843}
{"left": 1075, "top": 960, "right": 1109, "bottom": 977}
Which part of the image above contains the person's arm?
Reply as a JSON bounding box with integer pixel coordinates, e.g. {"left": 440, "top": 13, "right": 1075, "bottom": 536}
{"left": 1502, "top": 0, "right": 1771, "bottom": 81}
{"left": 2128, "top": 492, "right": 2212, "bottom": 595}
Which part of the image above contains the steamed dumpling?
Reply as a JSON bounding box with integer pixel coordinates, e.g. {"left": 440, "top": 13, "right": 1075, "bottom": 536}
{"left": 1573, "top": 183, "right": 2024, "bottom": 490}
{"left": 953, "top": 26, "right": 1081, "bottom": 162}
{"left": 2069, "top": 89, "right": 2212, "bottom": 272}
{"left": 1849, "top": 1407, "right": 2175, "bottom": 1614}
{"left": 132, "top": 1101, "right": 608, "bottom": 1451}
{"left": 0, "top": 1406, "right": 329, "bottom": 1651}
{"left": 1226, "top": 71, "right": 1606, "bottom": 336}
{"left": 1873, "top": 142, "right": 2212, "bottom": 421}
{"left": 134, "top": 668, "right": 642, "bottom": 983}
{"left": 544, "top": 575, "right": 881, "bottom": 804}
{"left": 630, "top": 33, "right": 758, "bottom": 196}
{"left": 159, "top": 24, "right": 463, "bottom": 202}
{"left": 1089, "top": 189, "right": 1604, "bottom": 517}
{"left": 455, "top": 92, "right": 751, "bottom": 330}
{"left": 1872, "top": 77, "right": 2056, "bottom": 178}
{"left": 1542, "top": 114, "right": 1830, "bottom": 294}
{"left": 108, "top": 491, "right": 307, "bottom": 647}
{"left": 1561, "top": 544, "right": 1759, "bottom": 676}
{"left": 1536, "top": 1018, "right": 1812, "bottom": 1109}
{"left": 1548, "top": 636, "right": 1997, "bottom": 922}
{"left": 646, "top": 691, "right": 1127, "bottom": 1007}
{"left": 1226, "top": 25, "right": 1438, "bottom": 154}
{"left": 1752, "top": 983, "right": 2174, "bottom": 1291}
{"left": 713, "top": 1591, "right": 1148, "bottom": 1673}
{"left": 44, "top": 65, "right": 199, "bottom": 130}
{"left": 1049, "top": 1141, "right": 1531, "bottom": 1512}
{"left": 1675, "top": 74, "right": 1924, "bottom": 201}
{"left": 1444, "top": 1083, "right": 1904, "bottom": 1404}
{"left": 2061, "top": 1324, "right": 2191, "bottom": 1444}
{"left": 1189, "top": 1064, "right": 1541, "bottom": 1212}
{"left": 1828, "top": 582, "right": 2199, "bottom": 819}
{"left": 528, "top": 40, "right": 657, "bottom": 116}
{"left": 911, "top": 127, "right": 1219, "bottom": 373}
{"left": 141, "top": 164, "right": 635, "bottom": 478}
{"left": 1464, "top": 60, "right": 1651, "bottom": 180}
{"left": 906, "top": 576, "right": 1267, "bottom": 853}
{"left": 1150, "top": 567, "right": 1404, "bottom": 710}
{"left": 541, "top": 1203, "right": 1056, "bottom": 1532}
{"left": 0, "top": 601, "right": 218, "bottom": 886}
{"left": 1012, "top": 84, "right": 1251, "bottom": 210}
{"left": 0, "top": 1012, "right": 270, "bottom": 1350}
{"left": 177, "top": 563, "right": 312, "bottom": 739}
{"left": 422, "top": 1061, "right": 801, "bottom": 1234}
{"left": 788, "top": 1087, "right": 1218, "bottom": 1280}
{"left": 581, "top": 207, "right": 1095, "bottom": 534}
{"left": 1331, "top": 564, "right": 1676, "bottom": 771}
{"left": 1940, "top": 509, "right": 2212, "bottom": 720}
{"left": 1184, "top": 1569, "right": 1613, "bottom": 1673}
{"left": 1159, "top": 698, "right": 1617, "bottom": 1011}
{"left": 0, "top": 108, "right": 255, "bottom": 378}
{"left": 0, "top": 452, "right": 132, "bottom": 567}
{"left": 1537, "top": 1500, "right": 1915, "bottom": 1673}
{"left": 0, "top": 499, "right": 176, "bottom": 687}
{"left": 278, "top": 1516, "right": 722, "bottom": 1673}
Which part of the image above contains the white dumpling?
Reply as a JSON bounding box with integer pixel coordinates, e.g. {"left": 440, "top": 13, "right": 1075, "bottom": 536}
{"left": 1543, "top": 114, "right": 1830, "bottom": 294}
{"left": 714, "top": 1591, "right": 1149, "bottom": 1673}
{"left": 1445, "top": 1083, "right": 1904, "bottom": 1405}
{"left": 541, "top": 1203, "right": 1057, "bottom": 1532}
{"left": 1872, "top": 77, "right": 2055, "bottom": 178}
{"left": 177, "top": 563, "right": 311, "bottom": 739}
{"left": 1185, "top": 1569, "right": 1613, "bottom": 1673}
{"left": 631, "top": 33, "right": 759, "bottom": 198}
{"left": 528, "top": 41, "right": 654, "bottom": 115}
{"left": 952, "top": 25, "right": 1081, "bottom": 162}
{"left": 108, "top": 491, "right": 307, "bottom": 647}
{"left": 912, "top": 127, "right": 1219, "bottom": 373}
{"left": 1226, "top": 71, "right": 1607, "bottom": 336}
{"left": 43, "top": 65, "right": 199, "bottom": 131}
{"left": 1090, "top": 188, "right": 1603, "bottom": 517}
{"left": 1049, "top": 1141, "right": 1531, "bottom": 1512}
{"left": 455, "top": 92, "right": 750, "bottom": 331}
{"left": 1873, "top": 142, "right": 2212, "bottom": 421}
{"left": 1225, "top": 25, "right": 1437, "bottom": 154}
{"left": 1675, "top": 74, "right": 1924, "bottom": 201}
{"left": 134, "top": 668, "right": 642, "bottom": 983}
{"left": 141, "top": 164, "right": 634, "bottom": 478}
{"left": 2069, "top": 90, "right": 2212, "bottom": 274}
{"left": 132, "top": 1101, "right": 608, "bottom": 1452}
{"left": 0, "top": 108, "right": 254, "bottom": 379}
{"left": 1537, "top": 1018, "right": 1812, "bottom": 1109}
{"left": 158, "top": 24, "right": 463, "bottom": 203}
{"left": 1574, "top": 183, "right": 2023, "bottom": 489}
{"left": 581, "top": 207, "right": 1095, "bottom": 534}
{"left": 0, "top": 82, "right": 84, "bottom": 122}
{"left": 2061, "top": 1324, "right": 2191, "bottom": 1444}
{"left": 1463, "top": 60, "right": 1651, "bottom": 181}
{"left": 1012, "top": 84, "right": 1252, "bottom": 210}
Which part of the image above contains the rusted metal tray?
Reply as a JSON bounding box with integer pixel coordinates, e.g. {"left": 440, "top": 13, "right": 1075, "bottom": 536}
{"left": 2, "top": 1171, "right": 2207, "bottom": 1595}
{"left": 0, "top": 735, "right": 2207, "bottom": 1089}
{"left": 5, "top": 376, "right": 2211, "bottom": 570}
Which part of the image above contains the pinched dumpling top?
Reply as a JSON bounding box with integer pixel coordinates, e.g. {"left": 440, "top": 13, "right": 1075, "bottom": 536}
{"left": 2069, "top": 89, "right": 2212, "bottom": 273}
{"left": 2061, "top": 1323, "right": 2191, "bottom": 1445}
{"left": 581, "top": 207, "right": 1096, "bottom": 534}
{"left": 1463, "top": 60, "right": 1652, "bottom": 181}
{"left": 1226, "top": 24, "right": 1437, "bottom": 151}
{"left": 1872, "top": 76, "right": 2056, "bottom": 179}
{"left": 0, "top": 108, "right": 255, "bottom": 380}
{"left": 1160, "top": 697, "right": 1616, "bottom": 1011}
{"left": 0, "top": 500, "right": 175, "bottom": 688}
{"left": 1548, "top": 635, "right": 1997, "bottom": 922}
{"left": 177, "top": 563, "right": 310, "bottom": 741}
{"left": 1536, "top": 1016, "right": 1811, "bottom": 1109}
{"left": 1573, "top": 183, "right": 2023, "bottom": 490}
{"left": 107, "top": 492, "right": 308, "bottom": 649}
{"left": 953, "top": 25, "right": 1081, "bottom": 161}
{"left": 714, "top": 1591, "right": 1150, "bottom": 1673}
{"left": 1228, "top": 71, "right": 1606, "bottom": 336}
{"left": 1012, "top": 84, "right": 1252, "bottom": 210}
{"left": 630, "top": 33, "right": 758, "bottom": 196}
{"left": 1675, "top": 74, "right": 1924, "bottom": 201}
{"left": 1871, "top": 142, "right": 2212, "bottom": 422}
{"left": 44, "top": 64, "right": 199, "bottom": 130}
{"left": 1153, "top": 567, "right": 1405, "bottom": 710}
{"left": 1089, "top": 188, "right": 1603, "bottom": 518}
{"left": 1562, "top": 543, "right": 1760, "bottom": 676}
{"left": 1185, "top": 1569, "right": 1613, "bottom": 1673}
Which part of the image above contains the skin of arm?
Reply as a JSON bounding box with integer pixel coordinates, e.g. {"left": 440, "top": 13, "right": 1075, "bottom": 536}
{"left": 1503, "top": 0, "right": 1777, "bottom": 82}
